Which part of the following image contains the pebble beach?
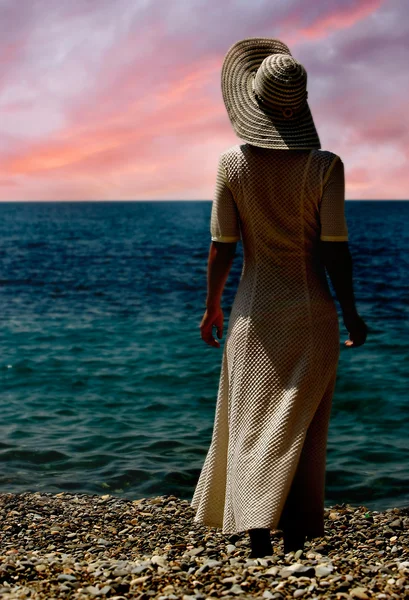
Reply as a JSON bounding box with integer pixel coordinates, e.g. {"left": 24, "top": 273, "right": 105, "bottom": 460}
{"left": 0, "top": 492, "right": 408, "bottom": 600}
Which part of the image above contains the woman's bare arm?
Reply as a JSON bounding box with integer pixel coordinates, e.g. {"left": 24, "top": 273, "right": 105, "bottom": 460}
{"left": 200, "top": 241, "right": 237, "bottom": 347}
{"left": 320, "top": 242, "right": 357, "bottom": 315}
{"left": 206, "top": 241, "right": 237, "bottom": 308}
{"left": 319, "top": 241, "right": 367, "bottom": 347}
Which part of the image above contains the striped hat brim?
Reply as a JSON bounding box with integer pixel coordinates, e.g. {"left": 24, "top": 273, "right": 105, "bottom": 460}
{"left": 221, "top": 38, "right": 321, "bottom": 150}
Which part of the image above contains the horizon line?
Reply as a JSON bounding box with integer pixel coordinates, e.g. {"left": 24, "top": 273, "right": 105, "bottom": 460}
{"left": 0, "top": 199, "right": 408, "bottom": 203}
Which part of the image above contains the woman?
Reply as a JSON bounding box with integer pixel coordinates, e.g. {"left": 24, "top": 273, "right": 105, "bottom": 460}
{"left": 190, "top": 38, "right": 367, "bottom": 559}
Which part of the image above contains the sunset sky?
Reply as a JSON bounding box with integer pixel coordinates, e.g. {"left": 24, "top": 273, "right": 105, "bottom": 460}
{"left": 1, "top": 0, "right": 408, "bottom": 201}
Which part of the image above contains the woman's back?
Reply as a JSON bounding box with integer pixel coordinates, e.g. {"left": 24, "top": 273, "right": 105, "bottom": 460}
{"left": 211, "top": 144, "right": 349, "bottom": 319}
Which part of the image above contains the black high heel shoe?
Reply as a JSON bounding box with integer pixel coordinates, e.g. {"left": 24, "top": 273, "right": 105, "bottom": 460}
{"left": 283, "top": 529, "right": 306, "bottom": 554}
{"left": 248, "top": 528, "right": 273, "bottom": 558}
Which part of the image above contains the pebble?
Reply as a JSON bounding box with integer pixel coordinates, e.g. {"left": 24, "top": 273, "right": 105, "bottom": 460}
{"left": 186, "top": 546, "right": 204, "bottom": 557}
{"left": 389, "top": 519, "right": 402, "bottom": 528}
{"left": 350, "top": 587, "right": 370, "bottom": 599}
{"left": 151, "top": 554, "right": 168, "bottom": 567}
{"left": 280, "top": 563, "right": 316, "bottom": 578}
{"left": 57, "top": 573, "right": 77, "bottom": 581}
{"left": 196, "top": 558, "right": 222, "bottom": 574}
{"left": 0, "top": 492, "right": 408, "bottom": 599}
{"left": 315, "top": 563, "right": 334, "bottom": 577}
{"left": 222, "top": 583, "right": 244, "bottom": 595}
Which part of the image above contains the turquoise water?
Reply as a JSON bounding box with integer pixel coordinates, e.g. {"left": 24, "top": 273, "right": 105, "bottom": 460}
{"left": 0, "top": 200, "right": 408, "bottom": 510}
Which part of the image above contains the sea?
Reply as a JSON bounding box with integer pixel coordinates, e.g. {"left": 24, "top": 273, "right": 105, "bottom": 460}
{"left": 0, "top": 200, "right": 408, "bottom": 512}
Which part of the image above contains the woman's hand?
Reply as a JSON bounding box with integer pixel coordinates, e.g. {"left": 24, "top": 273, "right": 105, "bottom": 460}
{"left": 343, "top": 311, "right": 368, "bottom": 347}
{"left": 200, "top": 305, "right": 224, "bottom": 348}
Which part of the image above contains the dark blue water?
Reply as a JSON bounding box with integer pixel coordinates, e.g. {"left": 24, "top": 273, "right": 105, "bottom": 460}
{"left": 0, "top": 201, "right": 408, "bottom": 510}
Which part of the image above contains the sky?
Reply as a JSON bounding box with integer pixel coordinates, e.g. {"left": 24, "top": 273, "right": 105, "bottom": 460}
{"left": 0, "top": 0, "right": 408, "bottom": 201}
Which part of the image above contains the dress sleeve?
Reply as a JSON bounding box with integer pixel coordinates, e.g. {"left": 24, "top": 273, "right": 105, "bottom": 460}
{"left": 319, "top": 156, "right": 349, "bottom": 242}
{"left": 210, "top": 155, "right": 241, "bottom": 242}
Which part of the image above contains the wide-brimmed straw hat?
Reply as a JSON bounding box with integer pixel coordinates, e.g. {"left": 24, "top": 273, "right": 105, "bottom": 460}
{"left": 221, "top": 37, "right": 321, "bottom": 149}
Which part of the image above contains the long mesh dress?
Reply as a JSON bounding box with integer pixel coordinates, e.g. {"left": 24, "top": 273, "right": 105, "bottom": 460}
{"left": 190, "top": 143, "right": 349, "bottom": 537}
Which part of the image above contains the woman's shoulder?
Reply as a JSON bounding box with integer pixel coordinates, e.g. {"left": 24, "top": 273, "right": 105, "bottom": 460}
{"left": 221, "top": 145, "right": 342, "bottom": 160}
{"left": 311, "top": 149, "right": 344, "bottom": 179}
{"left": 220, "top": 143, "right": 273, "bottom": 169}
{"left": 218, "top": 145, "right": 246, "bottom": 176}
{"left": 220, "top": 144, "right": 243, "bottom": 161}
{"left": 219, "top": 146, "right": 343, "bottom": 172}
{"left": 312, "top": 148, "right": 342, "bottom": 164}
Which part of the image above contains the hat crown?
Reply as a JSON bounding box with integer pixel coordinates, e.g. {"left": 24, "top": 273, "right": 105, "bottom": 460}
{"left": 253, "top": 54, "right": 308, "bottom": 112}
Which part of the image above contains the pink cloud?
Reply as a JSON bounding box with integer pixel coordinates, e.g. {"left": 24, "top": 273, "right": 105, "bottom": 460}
{"left": 0, "top": 0, "right": 407, "bottom": 200}
{"left": 282, "top": 0, "right": 384, "bottom": 41}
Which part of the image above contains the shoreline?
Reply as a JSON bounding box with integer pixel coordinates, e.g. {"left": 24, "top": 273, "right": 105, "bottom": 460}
{"left": 0, "top": 491, "right": 408, "bottom": 599}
